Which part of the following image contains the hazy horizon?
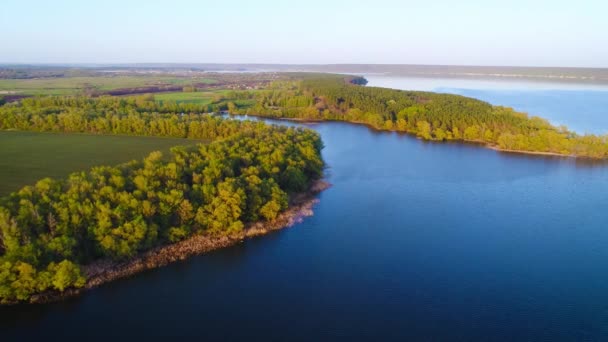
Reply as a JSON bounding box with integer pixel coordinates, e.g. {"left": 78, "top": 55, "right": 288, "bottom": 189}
{"left": 2, "top": 63, "right": 608, "bottom": 70}
{"left": 2, "top": 0, "right": 607, "bottom": 68}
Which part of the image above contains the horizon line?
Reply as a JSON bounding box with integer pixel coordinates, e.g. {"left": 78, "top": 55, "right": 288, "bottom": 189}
{"left": 1, "top": 63, "right": 607, "bottom": 70}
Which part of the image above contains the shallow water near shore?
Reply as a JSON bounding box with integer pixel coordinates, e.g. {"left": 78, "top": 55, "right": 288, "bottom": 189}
{"left": 3, "top": 86, "right": 608, "bottom": 340}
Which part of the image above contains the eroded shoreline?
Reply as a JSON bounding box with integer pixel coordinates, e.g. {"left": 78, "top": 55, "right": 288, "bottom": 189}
{"left": 23, "top": 180, "right": 330, "bottom": 305}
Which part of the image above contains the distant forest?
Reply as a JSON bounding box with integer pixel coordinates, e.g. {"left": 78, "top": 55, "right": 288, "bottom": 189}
{"left": 232, "top": 76, "right": 608, "bottom": 158}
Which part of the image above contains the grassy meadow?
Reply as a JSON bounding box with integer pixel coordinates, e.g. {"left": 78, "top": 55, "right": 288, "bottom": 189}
{"left": 0, "top": 131, "right": 200, "bottom": 196}
{"left": 154, "top": 90, "right": 257, "bottom": 108}
{"left": 153, "top": 91, "right": 225, "bottom": 105}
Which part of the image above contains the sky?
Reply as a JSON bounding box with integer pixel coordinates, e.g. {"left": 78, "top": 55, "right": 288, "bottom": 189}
{"left": 1, "top": 0, "right": 607, "bottom": 67}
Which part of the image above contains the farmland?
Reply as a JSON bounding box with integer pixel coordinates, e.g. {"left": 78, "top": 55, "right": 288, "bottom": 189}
{"left": 153, "top": 90, "right": 227, "bottom": 105}
{"left": 0, "top": 131, "right": 198, "bottom": 196}
{"left": 0, "top": 76, "right": 218, "bottom": 96}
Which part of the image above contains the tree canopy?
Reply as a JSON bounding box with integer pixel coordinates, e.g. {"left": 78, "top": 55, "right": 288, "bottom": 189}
{"left": 233, "top": 76, "right": 608, "bottom": 158}
{"left": 0, "top": 112, "right": 323, "bottom": 303}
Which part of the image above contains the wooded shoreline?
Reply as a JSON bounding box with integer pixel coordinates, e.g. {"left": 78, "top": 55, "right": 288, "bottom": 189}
{"left": 234, "top": 114, "right": 604, "bottom": 160}
{"left": 7, "top": 180, "right": 330, "bottom": 305}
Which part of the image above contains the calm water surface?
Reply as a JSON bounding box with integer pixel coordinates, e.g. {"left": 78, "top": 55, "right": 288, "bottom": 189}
{"left": 365, "top": 75, "right": 608, "bottom": 135}
{"left": 2, "top": 88, "right": 608, "bottom": 340}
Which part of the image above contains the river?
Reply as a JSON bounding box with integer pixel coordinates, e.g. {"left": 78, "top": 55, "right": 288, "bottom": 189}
{"left": 2, "top": 78, "right": 608, "bottom": 340}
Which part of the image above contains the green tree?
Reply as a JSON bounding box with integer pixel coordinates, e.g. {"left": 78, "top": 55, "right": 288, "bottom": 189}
{"left": 50, "top": 260, "right": 85, "bottom": 292}
{"left": 416, "top": 121, "right": 432, "bottom": 140}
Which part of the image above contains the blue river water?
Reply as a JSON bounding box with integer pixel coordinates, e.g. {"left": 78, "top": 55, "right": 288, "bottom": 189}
{"left": 2, "top": 78, "right": 608, "bottom": 341}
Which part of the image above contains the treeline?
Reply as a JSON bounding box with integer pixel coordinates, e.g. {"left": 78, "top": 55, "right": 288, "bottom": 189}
{"left": 0, "top": 67, "right": 75, "bottom": 79}
{"left": 235, "top": 77, "right": 608, "bottom": 158}
{"left": 0, "top": 120, "right": 323, "bottom": 303}
{"left": 0, "top": 96, "right": 252, "bottom": 139}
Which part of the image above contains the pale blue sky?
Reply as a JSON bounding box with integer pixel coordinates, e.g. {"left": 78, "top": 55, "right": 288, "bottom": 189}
{"left": 1, "top": 0, "right": 606, "bottom": 67}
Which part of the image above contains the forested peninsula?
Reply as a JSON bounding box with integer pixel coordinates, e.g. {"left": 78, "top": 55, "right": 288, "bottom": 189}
{"left": 234, "top": 76, "right": 608, "bottom": 159}
{"left": 0, "top": 99, "right": 325, "bottom": 303}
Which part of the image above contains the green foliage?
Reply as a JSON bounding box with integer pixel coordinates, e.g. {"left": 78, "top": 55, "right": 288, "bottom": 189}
{"left": 0, "top": 115, "right": 324, "bottom": 302}
{"left": 49, "top": 260, "right": 86, "bottom": 292}
{"left": 0, "top": 95, "right": 240, "bottom": 136}
{"left": 416, "top": 121, "right": 432, "bottom": 140}
{"left": 244, "top": 77, "right": 608, "bottom": 158}
{"left": 0, "top": 259, "right": 85, "bottom": 303}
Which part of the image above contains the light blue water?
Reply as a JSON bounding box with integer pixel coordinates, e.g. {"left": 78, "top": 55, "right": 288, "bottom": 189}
{"left": 365, "top": 75, "right": 608, "bottom": 135}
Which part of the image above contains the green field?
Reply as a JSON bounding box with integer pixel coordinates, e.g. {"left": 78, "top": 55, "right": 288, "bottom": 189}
{"left": 0, "top": 76, "right": 217, "bottom": 95}
{"left": 154, "top": 91, "right": 224, "bottom": 105}
{"left": 0, "top": 131, "right": 200, "bottom": 196}
{"left": 154, "top": 90, "right": 257, "bottom": 109}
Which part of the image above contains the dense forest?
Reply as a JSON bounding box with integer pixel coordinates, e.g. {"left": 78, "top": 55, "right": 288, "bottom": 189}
{"left": 235, "top": 77, "right": 608, "bottom": 158}
{"left": 0, "top": 96, "right": 258, "bottom": 139}
{"left": 0, "top": 103, "right": 324, "bottom": 302}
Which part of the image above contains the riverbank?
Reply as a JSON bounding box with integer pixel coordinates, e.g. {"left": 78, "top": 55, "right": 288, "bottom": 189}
{"left": 21, "top": 179, "right": 330, "bottom": 305}
{"left": 233, "top": 114, "right": 601, "bottom": 160}
{"left": 486, "top": 145, "right": 571, "bottom": 158}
